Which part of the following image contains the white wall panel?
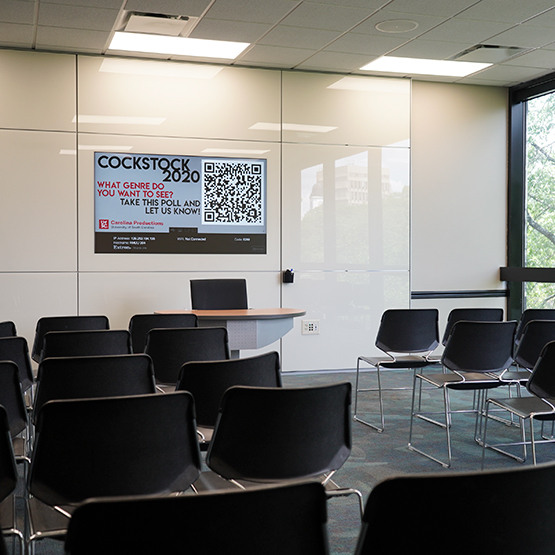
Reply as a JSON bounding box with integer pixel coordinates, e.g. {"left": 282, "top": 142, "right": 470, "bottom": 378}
{"left": 0, "top": 50, "right": 75, "bottom": 132}
{"left": 77, "top": 134, "right": 280, "bottom": 272}
{"left": 411, "top": 81, "right": 508, "bottom": 292}
{"left": 77, "top": 57, "right": 281, "bottom": 141}
{"left": 0, "top": 130, "right": 77, "bottom": 271}
{"left": 282, "top": 72, "right": 410, "bottom": 146}
{"left": 282, "top": 143, "right": 410, "bottom": 272}
{"left": 281, "top": 270, "right": 409, "bottom": 370}
{"left": 0, "top": 273, "right": 78, "bottom": 354}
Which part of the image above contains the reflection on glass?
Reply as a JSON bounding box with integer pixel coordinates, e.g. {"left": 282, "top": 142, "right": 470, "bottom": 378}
{"left": 298, "top": 147, "right": 409, "bottom": 268}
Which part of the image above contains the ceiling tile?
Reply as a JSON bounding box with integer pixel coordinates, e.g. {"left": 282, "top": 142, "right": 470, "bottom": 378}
{"left": 280, "top": 2, "right": 378, "bottom": 31}
{"left": 384, "top": 0, "right": 478, "bottom": 18}
{"left": 325, "top": 32, "right": 406, "bottom": 56}
{"left": 36, "top": 26, "right": 110, "bottom": 51}
{"left": 418, "top": 17, "right": 513, "bottom": 43}
{"left": 483, "top": 23, "right": 555, "bottom": 48}
{"left": 296, "top": 50, "right": 377, "bottom": 72}
{"left": 259, "top": 25, "right": 340, "bottom": 49}
{"left": 190, "top": 18, "right": 271, "bottom": 42}
{"left": 205, "top": 0, "right": 301, "bottom": 24}
{"left": 352, "top": 10, "right": 447, "bottom": 37}
{"left": 503, "top": 49, "right": 555, "bottom": 69}
{"left": 38, "top": 4, "right": 119, "bottom": 31}
{"left": 390, "top": 39, "right": 472, "bottom": 60}
{"left": 0, "top": 0, "right": 35, "bottom": 24}
{"left": 238, "top": 44, "right": 314, "bottom": 67}
{"left": 0, "top": 22, "right": 35, "bottom": 47}
{"left": 457, "top": 0, "right": 555, "bottom": 24}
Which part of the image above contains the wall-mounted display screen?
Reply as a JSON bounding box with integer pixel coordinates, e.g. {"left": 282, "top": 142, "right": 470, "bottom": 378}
{"left": 94, "top": 152, "right": 266, "bottom": 254}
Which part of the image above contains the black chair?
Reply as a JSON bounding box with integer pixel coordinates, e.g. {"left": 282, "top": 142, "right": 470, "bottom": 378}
{"left": 354, "top": 308, "right": 440, "bottom": 432}
{"left": 200, "top": 383, "right": 364, "bottom": 517}
{"left": 27, "top": 392, "right": 202, "bottom": 550}
{"left": 190, "top": 278, "right": 248, "bottom": 310}
{"left": 145, "top": 327, "right": 230, "bottom": 388}
{"left": 408, "top": 320, "right": 517, "bottom": 467}
{"left": 0, "top": 361, "right": 30, "bottom": 465}
{"left": 441, "top": 307, "right": 504, "bottom": 345}
{"left": 65, "top": 481, "right": 329, "bottom": 555}
{"left": 482, "top": 340, "right": 555, "bottom": 465}
{"left": 355, "top": 462, "right": 555, "bottom": 555}
{"left": 514, "top": 308, "right": 555, "bottom": 347}
{"left": 41, "top": 329, "right": 131, "bottom": 360}
{"left": 0, "top": 336, "right": 35, "bottom": 393}
{"left": 500, "top": 319, "right": 555, "bottom": 392}
{"left": 0, "top": 405, "right": 24, "bottom": 554}
{"left": 176, "top": 351, "right": 282, "bottom": 449}
{"left": 128, "top": 312, "right": 199, "bottom": 353}
{"left": 33, "top": 354, "right": 156, "bottom": 422}
{"left": 32, "top": 315, "right": 110, "bottom": 363}
{"left": 0, "top": 322, "right": 16, "bottom": 338}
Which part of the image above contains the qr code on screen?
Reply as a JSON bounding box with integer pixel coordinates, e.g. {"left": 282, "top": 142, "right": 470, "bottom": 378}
{"left": 202, "top": 160, "right": 264, "bottom": 225}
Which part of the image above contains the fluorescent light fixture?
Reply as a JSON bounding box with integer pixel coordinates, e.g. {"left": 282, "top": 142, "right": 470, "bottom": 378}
{"left": 328, "top": 76, "right": 408, "bottom": 93}
{"left": 202, "top": 148, "right": 270, "bottom": 155}
{"left": 250, "top": 122, "right": 337, "bottom": 133}
{"left": 99, "top": 58, "right": 223, "bottom": 79}
{"left": 360, "top": 56, "right": 491, "bottom": 77}
{"left": 109, "top": 31, "right": 249, "bottom": 60}
{"left": 74, "top": 115, "right": 166, "bottom": 125}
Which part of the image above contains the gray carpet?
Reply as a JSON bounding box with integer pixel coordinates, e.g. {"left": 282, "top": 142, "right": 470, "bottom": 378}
{"left": 14, "top": 368, "right": 552, "bottom": 555}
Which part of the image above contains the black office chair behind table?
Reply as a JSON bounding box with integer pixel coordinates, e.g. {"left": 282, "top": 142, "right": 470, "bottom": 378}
{"left": 128, "top": 312, "right": 199, "bottom": 353}
{"left": 31, "top": 315, "right": 110, "bottom": 363}
{"left": 356, "top": 462, "right": 555, "bottom": 555}
{"left": 190, "top": 278, "right": 248, "bottom": 310}
{"left": 65, "top": 481, "right": 329, "bottom": 555}
{"left": 176, "top": 351, "right": 282, "bottom": 450}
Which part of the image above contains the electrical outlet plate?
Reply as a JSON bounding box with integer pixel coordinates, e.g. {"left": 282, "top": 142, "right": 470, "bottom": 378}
{"left": 302, "top": 319, "right": 320, "bottom": 335}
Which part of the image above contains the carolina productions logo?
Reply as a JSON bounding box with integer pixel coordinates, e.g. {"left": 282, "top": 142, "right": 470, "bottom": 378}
{"left": 99, "top": 219, "right": 109, "bottom": 229}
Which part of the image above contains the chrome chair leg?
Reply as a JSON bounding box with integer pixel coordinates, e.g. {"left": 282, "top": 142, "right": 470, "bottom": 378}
{"left": 353, "top": 358, "right": 385, "bottom": 433}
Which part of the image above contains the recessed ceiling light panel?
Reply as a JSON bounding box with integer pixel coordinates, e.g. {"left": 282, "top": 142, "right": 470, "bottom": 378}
{"left": 360, "top": 56, "right": 491, "bottom": 77}
{"left": 109, "top": 32, "right": 249, "bottom": 60}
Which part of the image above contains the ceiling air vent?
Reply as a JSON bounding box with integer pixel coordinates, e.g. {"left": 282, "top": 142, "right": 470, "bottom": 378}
{"left": 452, "top": 44, "right": 528, "bottom": 63}
{"left": 124, "top": 13, "right": 199, "bottom": 37}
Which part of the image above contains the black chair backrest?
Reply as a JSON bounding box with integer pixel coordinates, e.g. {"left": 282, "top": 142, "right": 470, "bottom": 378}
{"left": 441, "top": 308, "right": 504, "bottom": 345}
{"left": 177, "top": 351, "right": 282, "bottom": 427}
{"left": 375, "top": 309, "right": 439, "bottom": 354}
{"left": 0, "top": 361, "right": 27, "bottom": 438}
{"left": 441, "top": 320, "right": 517, "bottom": 373}
{"left": 65, "top": 481, "right": 329, "bottom": 555}
{"left": 0, "top": 321, "right": 16, "bottom": 338}
{"left": 33, "top": 354, "right": 156, "bottom": 420}
{"left": 513, "top": 320, "right": 555, "bottom": 369}
{"left": 128, "top": 313, "right": 199, "bottom": 353}
{"left": 0, "top": 406, "right": 17, "bottom": 504}
{"left": 145, "top": 327, "right": 230, "bottom": 385}
{"left": 356, "top": 462, "right": 555, "bottom": 555}
{"left": 190, "top": 278, "right": 248, "bottom": 310}
{"left": 0, "top": 336, "right": 35, "bottom": 391}
{"left": 41, "top": 329, "right": 131, "bottom": 360}
{"left": 515, "top": 309, "right": 555, "bottom": 345}
{"left": 527, "top": 341, "right": 555, "bottom": 399}
{"left": 32, "top": 315, "right": 109, "bottom": 362}
{"left": 206, "top": 382, "right": 352, "bottom": 482}
{"left": 29, "top": 392, "right": 201, "bottom": 506}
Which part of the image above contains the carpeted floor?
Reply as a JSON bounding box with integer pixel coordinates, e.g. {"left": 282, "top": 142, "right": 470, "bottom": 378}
{"left": 15, "top": 367, "right": 554, "bottom": 555}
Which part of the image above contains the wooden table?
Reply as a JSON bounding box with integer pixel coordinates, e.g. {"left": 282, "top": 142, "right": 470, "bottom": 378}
{"left": 155, "top": 308, "right": 306, "bottom": 357}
